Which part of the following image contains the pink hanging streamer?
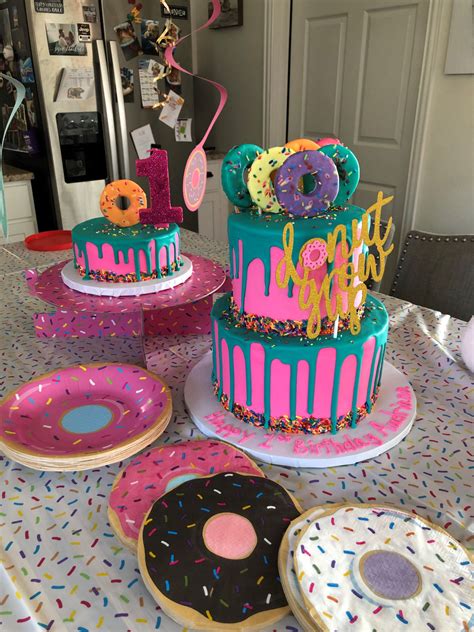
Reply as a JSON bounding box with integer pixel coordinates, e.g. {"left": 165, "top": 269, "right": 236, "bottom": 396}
{"left": 164, "top": 0, "right": 228, "bottom": 149}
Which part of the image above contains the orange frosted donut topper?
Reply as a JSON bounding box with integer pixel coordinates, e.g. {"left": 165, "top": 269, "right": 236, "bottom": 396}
{"left": 100, "top": 179, "right": 147, "bottom": 227}
{"left": 285, "top": 138, "right": 320, "bottom": 152}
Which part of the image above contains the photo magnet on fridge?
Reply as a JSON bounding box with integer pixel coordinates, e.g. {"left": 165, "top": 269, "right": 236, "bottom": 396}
{"left": 120, "top": 67, "right": 134, "bottom": 103}
{"left": 45, "top": 23, "right": 86, "bottom": 55}
{"left": 140, "top": 19, "right": 160, "bottom": 55}
{"left": 82, "top": 5, "right": 97, "bottom": 23}
{"left": 114, "top": 21, "right": 142, "bottom": 61}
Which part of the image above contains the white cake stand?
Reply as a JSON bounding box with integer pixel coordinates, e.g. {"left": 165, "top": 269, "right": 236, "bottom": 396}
{"left": 61, "top": 255, "right": 193, "bottom": 297}
{"left": 185, "top": 352, "right": 416, "bottom": 468}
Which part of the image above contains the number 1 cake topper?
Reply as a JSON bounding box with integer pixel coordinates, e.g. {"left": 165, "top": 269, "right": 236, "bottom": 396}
{"left": 137, "top": 148, "right": 183, "bottom": 227}
{"left": 164, "top": 0, "right": 228, "bottom": 212}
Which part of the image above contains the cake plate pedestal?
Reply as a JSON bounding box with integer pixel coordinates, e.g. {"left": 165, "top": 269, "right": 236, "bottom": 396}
{"left": 25, "top": 255, "right": 227, "bottom": 338}
{"left": 184, "top": 352, "right": 417, "bottom": 468}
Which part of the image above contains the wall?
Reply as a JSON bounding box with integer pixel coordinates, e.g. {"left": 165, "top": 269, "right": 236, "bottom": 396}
{"left": 414, "top": 0, "right": 474, "bottom": 234}
{"left": 192, "top": 0, "right": 265, "bottom": 152}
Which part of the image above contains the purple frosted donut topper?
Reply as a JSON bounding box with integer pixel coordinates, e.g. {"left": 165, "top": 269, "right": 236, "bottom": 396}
{"left": 275, "top": 150, "right": 339, "bottom": 217}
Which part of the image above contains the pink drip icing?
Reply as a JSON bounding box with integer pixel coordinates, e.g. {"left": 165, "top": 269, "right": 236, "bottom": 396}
{"left": 74, "top": 233, "right": 180, "bottom": 275}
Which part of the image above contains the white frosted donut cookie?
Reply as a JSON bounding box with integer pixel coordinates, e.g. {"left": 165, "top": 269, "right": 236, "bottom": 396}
{"left": 294, "top": 504, "right": 473, "bottom": 632}
{"left": 247, "top": 146, "right": 294, "bottom": 213}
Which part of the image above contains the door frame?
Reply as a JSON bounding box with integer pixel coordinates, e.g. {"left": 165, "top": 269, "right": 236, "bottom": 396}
{"left": 262, "top": 0, "right": 444, "bottom": 239}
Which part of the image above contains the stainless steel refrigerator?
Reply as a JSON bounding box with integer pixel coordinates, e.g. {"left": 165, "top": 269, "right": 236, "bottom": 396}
{"left": 25, "top": 0, "right": 194, "bottom": 230}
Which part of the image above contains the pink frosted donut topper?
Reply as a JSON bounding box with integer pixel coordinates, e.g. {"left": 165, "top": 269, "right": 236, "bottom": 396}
{"left": 108, "top": 439, "right": 264, "bottom": 549}
{"left": 183, "top": 146, "right": 207, "bottom": 212}
{"left": 317, "top": 136, "right": 342, "bottom": 148}
{"left": 0, "top": 363, "right": 171, "bottom": 461}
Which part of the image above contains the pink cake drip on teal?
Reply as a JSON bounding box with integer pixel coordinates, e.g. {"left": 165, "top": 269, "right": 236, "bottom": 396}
{"left": 72, "top": 217, "right": 181, "bottom": 282}
{"left": 211, "top": 206, "right": 389, "bottom": 435}
{"left": 211, "top": 293, "right": 387, "bottom": 434}
{"left": 229, "top": 209, "right": 365, "bottom": 323}
{"left": 0, "top": 364, "right": 169, "bottom": 455}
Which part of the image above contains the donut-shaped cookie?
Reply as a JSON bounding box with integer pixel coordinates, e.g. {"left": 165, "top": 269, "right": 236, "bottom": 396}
{"left": 247, "top": 146, "right": 295, "bottom": 213}
{"left": 108, "top": 439, "right": 264, "bottom": 550}
{"left": 317, "top": 136, "right": 342, "bottom": 148}
{"left": 285, "top": 138, "right": 320, "bottom": 152}
{"left": 274, "top": 150, "right": 339, "bottom": 217}
{"left": 100, "top": 179, "right": 147, "bottom": 227}
{"left": 294, "top": 504, "right": 473, "bottom": 632}
{"left": 284, "top": 140, "right": 321, "bottom": 195}
{"left": 138, "top": 472, "right": 301, "bottom": 630}
{"left": 319, "top": 144, "right": 360, "bottom": 205}
{"left": 221, "top": 143, "right": 263, "bottom": 208}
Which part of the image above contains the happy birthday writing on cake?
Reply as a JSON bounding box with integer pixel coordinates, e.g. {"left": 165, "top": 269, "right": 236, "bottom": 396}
{"left": 276, "top": 191, "right": 394, "bottom": 339}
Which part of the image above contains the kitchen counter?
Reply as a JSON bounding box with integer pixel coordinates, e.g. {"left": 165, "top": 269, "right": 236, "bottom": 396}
{"left": 3, "top": 164, "right": 34, "bottom": 182}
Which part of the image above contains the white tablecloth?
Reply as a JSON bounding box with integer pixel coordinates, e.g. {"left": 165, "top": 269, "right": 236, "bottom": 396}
{"left": 0, "top": 233, "right": 472, "bottom": 632}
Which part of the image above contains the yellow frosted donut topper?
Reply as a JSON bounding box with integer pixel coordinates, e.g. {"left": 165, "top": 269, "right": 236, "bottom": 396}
{"left": 99, "top": 179, "right": 147, "bottom": 228}
{"left": 247, "top": 146, "right": 295, "bottom": 214}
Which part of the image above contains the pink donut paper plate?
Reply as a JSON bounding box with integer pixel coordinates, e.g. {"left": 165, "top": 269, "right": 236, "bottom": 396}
{"left": 0, "top": 363, "right": 172, "bottom": 471}
{"left": 108, "top": 439, "right": 264, "bottom": 550}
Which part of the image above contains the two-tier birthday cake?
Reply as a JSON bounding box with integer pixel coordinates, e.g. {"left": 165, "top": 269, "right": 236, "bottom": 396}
{"left": 211, "top": 139, "right": 394, "bottom": 435}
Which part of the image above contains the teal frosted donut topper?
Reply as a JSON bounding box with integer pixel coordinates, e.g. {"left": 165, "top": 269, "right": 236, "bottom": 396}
{"left": 247, "top": 146, "right": 295, "bottom": 213}
{"left": 319, "top": 144, "right": 360, "bottom": 205}
{"left": 275, "top": 150, "right": 339, "bottom": 217}
{"left": 221, "top": 143, "right": 263, "bottom": 208}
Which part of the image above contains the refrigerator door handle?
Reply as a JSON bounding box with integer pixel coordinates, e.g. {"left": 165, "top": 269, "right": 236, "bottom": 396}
{"left": 109, "top": 40, "right": 130, "bottom": 180}
{"left": 95, "top": 39, "right": 119, "bottom": 182}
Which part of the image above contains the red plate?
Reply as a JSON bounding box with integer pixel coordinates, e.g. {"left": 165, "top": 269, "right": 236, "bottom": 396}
{"left": 25, "top": 230, "right": 72, "bottom": 251}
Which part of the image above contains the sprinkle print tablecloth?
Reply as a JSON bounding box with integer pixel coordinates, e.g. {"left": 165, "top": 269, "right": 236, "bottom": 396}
{"left": 0, "top": 233, "right": 473, "bottom": 632}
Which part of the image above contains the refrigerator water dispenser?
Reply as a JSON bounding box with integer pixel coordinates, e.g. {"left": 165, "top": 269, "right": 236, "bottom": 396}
{"left": 56, "top": 112, "right": 107, "bottom": 183}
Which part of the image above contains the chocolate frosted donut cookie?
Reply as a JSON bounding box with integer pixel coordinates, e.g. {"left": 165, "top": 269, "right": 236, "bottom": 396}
{"left": 138, "top": 472, "right": 301, "bottom": 630}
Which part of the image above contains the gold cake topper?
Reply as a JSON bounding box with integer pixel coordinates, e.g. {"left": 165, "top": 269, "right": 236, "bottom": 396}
{"left": 275, "top": 191, "right": 394, "bottom": 339}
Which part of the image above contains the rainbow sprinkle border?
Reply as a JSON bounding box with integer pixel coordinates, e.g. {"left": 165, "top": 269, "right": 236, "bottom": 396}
{"left": 213, "top": 379, "right": 379, "bottom": 435}
{"left": 77, "top": 259, "right": 182, "bottom": 283}
{"left": 229, "top": 296, "right": 365, "bottom": 337}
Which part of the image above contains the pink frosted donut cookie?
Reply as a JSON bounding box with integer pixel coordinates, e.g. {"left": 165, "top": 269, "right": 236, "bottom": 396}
{"left": 108, "top": 439, "right": 264, "bottom": 550}
{"left": 317, "top": 136, "right": 342, "bottom": 148}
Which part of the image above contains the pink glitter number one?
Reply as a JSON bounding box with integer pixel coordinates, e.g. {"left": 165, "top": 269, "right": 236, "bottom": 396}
{"left": 137, "top": 148, "right": 183, "bottom": 227}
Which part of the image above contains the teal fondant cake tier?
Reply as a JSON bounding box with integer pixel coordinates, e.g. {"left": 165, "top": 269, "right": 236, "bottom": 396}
{"left": 72, "top": 217, "right": 181, "bottom": 282}
{"left": 211, "top": 292, "right": 388, "bottom": 435}
{"left": 228, "top": 207, "right": 368, "bottom": 329}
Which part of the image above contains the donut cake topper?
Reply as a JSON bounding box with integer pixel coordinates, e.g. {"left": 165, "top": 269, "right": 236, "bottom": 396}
{"left": 138, "top": 472, "right": 301, "bottom": 630}
{"left": 291, "top": 504, "right": 473, "bottom": 632}
{"left": 108, "top": 439, "right": 264, "bottom": 550}
{"left": 221, "top": 137, "right": 359, "bottom": 217}
{"left": 99, "top": 149, "right": 183, "bottom": 228}
{"left": 165, "top": 0, "right": 228, "bottom": 211}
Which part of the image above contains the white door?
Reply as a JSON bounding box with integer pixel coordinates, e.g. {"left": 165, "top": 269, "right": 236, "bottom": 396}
{"left": 287, "top": 0, "right": 429, "bottom": 286}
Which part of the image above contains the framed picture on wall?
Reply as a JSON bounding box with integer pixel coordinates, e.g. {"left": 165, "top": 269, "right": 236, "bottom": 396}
{"left": 209, "top": 0, "right": 243, "bottom": 29}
